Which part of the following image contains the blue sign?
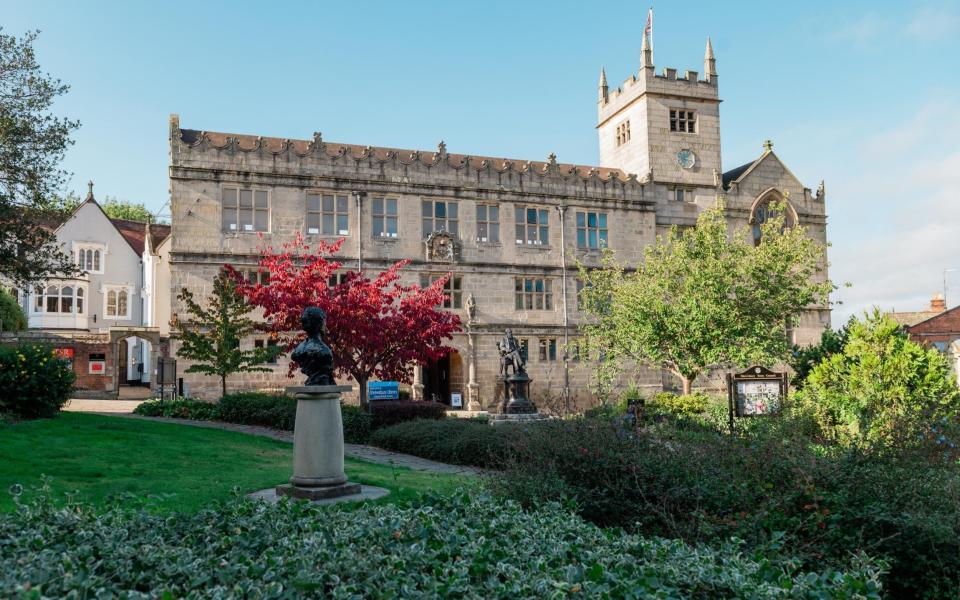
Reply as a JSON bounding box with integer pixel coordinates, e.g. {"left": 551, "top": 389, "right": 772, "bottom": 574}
{"left": 368, "top": 381, "right": 400, "bottom": 401}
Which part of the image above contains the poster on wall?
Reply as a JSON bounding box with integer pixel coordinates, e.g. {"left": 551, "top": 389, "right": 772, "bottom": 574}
{"left": 450, "top": 392, "right": 463, "bottom": 409}
{"left": 88, "top": 353, "right": 106, "bottom": 375}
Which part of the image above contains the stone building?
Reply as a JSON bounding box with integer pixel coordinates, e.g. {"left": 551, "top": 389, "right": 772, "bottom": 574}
{"left": 167, "top": 33, "right": 830, "bottom": 407}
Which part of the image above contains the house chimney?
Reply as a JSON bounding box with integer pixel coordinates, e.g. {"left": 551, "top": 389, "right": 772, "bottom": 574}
{"left": 930, "top": 293, "right": 946, "bottom": 312}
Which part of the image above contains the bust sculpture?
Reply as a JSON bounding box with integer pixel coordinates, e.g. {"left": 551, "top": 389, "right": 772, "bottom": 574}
{"left": 291, "top": 307, "right": 335, "bottom": 386}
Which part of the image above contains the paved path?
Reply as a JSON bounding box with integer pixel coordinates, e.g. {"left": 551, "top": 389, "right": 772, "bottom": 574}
{"left": 66, "top": 400, "right": 481, "bottom": 477}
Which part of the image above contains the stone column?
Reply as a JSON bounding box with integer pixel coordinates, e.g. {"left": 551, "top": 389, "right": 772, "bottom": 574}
{"left": 412, "top": 365, "right": 424, "bottom": 400}
{"left": 277, "top": 385, "right": 360, "bottom": 500}
{"left": 466, "top": 328, "right": 480, "bottom": 411}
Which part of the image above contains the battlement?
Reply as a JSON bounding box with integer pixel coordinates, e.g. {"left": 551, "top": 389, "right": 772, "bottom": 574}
{"left": 168, "top": 115, "right": 648, "bottom": 203}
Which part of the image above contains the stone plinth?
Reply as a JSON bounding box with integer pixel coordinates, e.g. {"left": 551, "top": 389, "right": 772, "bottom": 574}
{"left": 502, "top": 372, "right": 537, "bottom": 414}
{"left": 277, "top": 385, "right": 361, "bottom": 501}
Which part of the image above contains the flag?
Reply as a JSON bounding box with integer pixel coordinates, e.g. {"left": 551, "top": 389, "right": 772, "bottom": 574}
{"left": 645, "top": 8, "right": 654, "bottom": 50}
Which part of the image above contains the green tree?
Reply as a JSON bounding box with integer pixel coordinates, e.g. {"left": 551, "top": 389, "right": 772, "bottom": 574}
{"left": 62, "top": 193, "right": 165, "bottom": 224}
{"left": 789, "top": 319, "right": 850, "bottom": 388}
{"left": 172, "top": 273, "right": 280, "bottom": 397}
{"left": 579, "top": 200, "right": 833, "bottom": 395}
{"left": 800, "top": 309, "right": 960, "bottom": 448}
{"left": 0, "top": 30, "right": 80, "bottom": 284}
{"left": 0, "top": 289, "right": 26, "bottom": 332}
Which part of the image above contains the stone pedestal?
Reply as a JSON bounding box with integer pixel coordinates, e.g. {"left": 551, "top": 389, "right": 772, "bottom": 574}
{"left": 276, "top": 385, "right": 361, "bottom": 500}
{"left": 502, "top": 371, "right": 537, "bottom": 414}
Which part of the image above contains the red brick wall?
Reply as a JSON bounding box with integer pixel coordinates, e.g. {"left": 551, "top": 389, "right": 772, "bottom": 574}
{"left": 907, "top": 307, "right": 960, "bottom": 347}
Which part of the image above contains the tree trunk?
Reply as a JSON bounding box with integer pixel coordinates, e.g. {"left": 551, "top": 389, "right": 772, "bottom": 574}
{"left": 680, "top": 375, "right": 692, "bottom": 396}
{"left": 221, "top": 375, "right": 227, "bottom": 398}
{"left": 358, "top": 376, "right": 369, "bottom": 412}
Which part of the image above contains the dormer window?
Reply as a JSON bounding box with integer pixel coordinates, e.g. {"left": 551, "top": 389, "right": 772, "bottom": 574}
{"left": 615, "top": 120, "right": 631, "bottom": 146}
{"left": 669, "top": 109, "right": 696, "bottom": 133}
{"left": 75, "top": 245, "right": 105, "bottom": 274}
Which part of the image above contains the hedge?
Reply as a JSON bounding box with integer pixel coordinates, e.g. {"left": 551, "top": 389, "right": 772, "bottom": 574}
{"left": 369, "top": 418, "right": 517, "bottom": 468}
{"left": 0, "top": 487, "right": 884, "bottom": 598}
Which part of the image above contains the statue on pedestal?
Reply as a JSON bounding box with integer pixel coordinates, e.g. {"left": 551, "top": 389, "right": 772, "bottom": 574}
{"left": 497, "top": 328, "right": 536, "bottom": 414}
{"left": 497, "top": 328, "right": 525, "bottom": 376}
{"left": 291, "top": 307, "right": 334, "bottom": 386}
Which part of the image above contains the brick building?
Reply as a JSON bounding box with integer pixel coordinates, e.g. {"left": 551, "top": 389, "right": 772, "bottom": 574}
{"left": 167, "top": 33, "right": 830, "bottom": 407}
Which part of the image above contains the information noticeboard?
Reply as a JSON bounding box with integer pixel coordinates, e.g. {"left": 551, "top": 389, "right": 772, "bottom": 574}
{"left": 89, "top": 352, "right": 106, "bottom": 375}
{"left": 368, "top": 381, "right": 400, "bottom": 401}
{"left": 450, "top": 392, "right": 463, "bottom": 409}
{"left": 727, "top": 366, "right": 787, "bottom": 429}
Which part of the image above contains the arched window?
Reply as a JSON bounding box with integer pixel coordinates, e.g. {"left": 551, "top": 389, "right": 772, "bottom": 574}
{"left": 45, "top": 285, "right": 59, "bottom": 313}
{"left": 750, "top": 192, "right": 796, "bottom": 246}
{"left": 77, "top": 288, "right": 84, "bottom": 314}
{"left": 107, "top": 290, "right": 117, "bottom": 316}
{"left": 61, "top": 286, "right": 73, "bottom": 313}
{"left": 93, "top": 250, "right": 101, "bottom": 271}
{"left": 34, "top": 286, "right": 43, "bottom": 311}
{"left": 117, "top": 290, "right": 128, "bottom": 317}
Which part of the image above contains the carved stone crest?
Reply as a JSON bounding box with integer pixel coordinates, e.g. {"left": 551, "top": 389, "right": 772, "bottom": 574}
{"left": 424, "top": 230, "right": 459, "bottom": 263}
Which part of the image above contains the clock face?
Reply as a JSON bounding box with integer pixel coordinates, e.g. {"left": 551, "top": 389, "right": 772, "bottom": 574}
{"left": 676, "top": 149, "right": 696, "bottom": 169}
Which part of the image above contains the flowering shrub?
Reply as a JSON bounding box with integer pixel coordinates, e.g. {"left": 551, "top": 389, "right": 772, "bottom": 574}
{"left": 0, "top": 343, "right": 74, "bottom": 419}
{"left": 0, "top": 485, "right": 884, "bottom": 598}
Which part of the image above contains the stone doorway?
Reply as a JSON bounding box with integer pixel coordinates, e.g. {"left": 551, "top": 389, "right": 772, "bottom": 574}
{"left": 117, "top": 339, "right": 129, "bottom": 385}
{"left": 423, "top": 350, "right": 464, "bottom": 405}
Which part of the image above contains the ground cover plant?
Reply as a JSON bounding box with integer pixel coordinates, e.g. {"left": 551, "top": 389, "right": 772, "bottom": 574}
{"left": 0, "top": 413, "right": 471, "bottom": 513}
{"left": 0, "top": 486, "right": 884, "bottom": 598}
{"left": 0, "top": 342, "right": 74, "bottom": 419}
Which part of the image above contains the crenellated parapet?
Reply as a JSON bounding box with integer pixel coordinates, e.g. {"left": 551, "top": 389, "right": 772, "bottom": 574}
{"left": 169, "top": 115, "right": 648, "bottom": 203}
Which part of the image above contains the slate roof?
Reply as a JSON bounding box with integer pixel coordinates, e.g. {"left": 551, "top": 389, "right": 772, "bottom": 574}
{"left": 885, "top": 310, "right": 944, "bottom": 328}
{"left": 722, "top": 159, "right": 759, "bottom": 190}
{"left": 110, "top": 218, "right": 171, "bottom": 255}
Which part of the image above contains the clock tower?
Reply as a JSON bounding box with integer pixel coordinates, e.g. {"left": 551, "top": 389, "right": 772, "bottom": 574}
{"left": 597, "top": 34, "right": 721, "bottom": 188}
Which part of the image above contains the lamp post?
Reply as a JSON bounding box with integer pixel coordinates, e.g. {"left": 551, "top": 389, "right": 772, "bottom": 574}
{"left": 944, "top": 268, "right": 957, "bottom": 308}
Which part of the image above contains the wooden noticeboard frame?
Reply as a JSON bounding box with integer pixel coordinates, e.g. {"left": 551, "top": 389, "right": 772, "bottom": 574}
{"left": 726, "top": 365, "right": 788, "bottom": 433}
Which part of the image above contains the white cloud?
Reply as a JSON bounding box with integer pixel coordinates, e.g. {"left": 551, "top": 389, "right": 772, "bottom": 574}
{"left": 906, "top": 6, "right": 960, "bottom": 41}
{"left": 828, "top": 98, "right": 960, "bottom": 325}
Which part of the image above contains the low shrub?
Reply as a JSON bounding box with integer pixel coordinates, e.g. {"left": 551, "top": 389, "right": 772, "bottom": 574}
{"left": 133, "top": 398, "right": 218, "bottom": 420}
{"left": 215, "top": 392, "right": 297, "bottom": 430}
{"left": 369, "top": 419, "right": 516, "bottom": 468}
{"left": 0, "top": 343, "right": 74, "bottom": 419}
{"left": 369, "top": 400, "right": 446, "bottom": 430}
{"left": 0, "top": 487, "right": 884, "bottom": 598}
{"left": 488, "top": 418, "right": 960, "bottom": 599}
{"left": 341, "top": 404, "right": 372, "bottom": 444}
{"left": 648, "top": 391, "right": 710, "bottom": 416}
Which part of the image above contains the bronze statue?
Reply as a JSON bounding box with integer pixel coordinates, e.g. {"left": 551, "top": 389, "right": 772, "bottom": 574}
{"left": 291, "top": 307, "right": 335, "bottom": 386}
{"left": 497, "top": 328, "right": 525, "bottom": 376}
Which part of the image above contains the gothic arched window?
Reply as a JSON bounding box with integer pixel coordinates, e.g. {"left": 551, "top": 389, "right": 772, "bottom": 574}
{"left": 750, "top": 192, "right": 797, "bottom": 246}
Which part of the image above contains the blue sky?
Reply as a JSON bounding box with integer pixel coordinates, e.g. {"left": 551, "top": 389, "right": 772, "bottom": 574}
{"left": 4, "top": 0, "right": 959, "bottom": 325}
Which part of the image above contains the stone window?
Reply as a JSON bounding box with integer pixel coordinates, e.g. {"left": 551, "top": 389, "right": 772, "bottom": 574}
{"left": 75, "top": 246, "right": 104, "bottom": 273}
{"left": 515, "top": 277, "right": 553, "bottom": 310}
{"left": 615, "top": 120, "right": 631, "bottom": 146}
{"left": 242, "top": 268, "right": 270, "bottom": 286}
{"left": 421, "top": 200, "right": 459, "bottom": 239}
{"left": 669, "top": 109, "right": 696, "bottom": 133}
{"left": 576, "top": 211, "right": 609, "bottom": 249}
{"left": 420, "top": 273, "right": 462, "bottom": 309}
{"left": 34, "top": 284, "right": 85, "bottom": 314}
{"left": 751, "top": 197, "right": 796, "bottom": 246}
{"left": 254, "top": 338, "right": 279, "bottom": 364}
{"left": 538, "top": 338, "right": 558, "bottom": 361}
{"left": 476, "top": 204, "right": 500, "bottom": 244}
{"left": 328, "top": 271, "right": 348, "bottom": 287}
{"left": 105, "top": 286, "right": 130, "bottom": 319}
{"left": 222, "top": 187, "right": 269, "bottom": 233}
{"left": 518, "top": 338, "right": 530, "bottom": 362}
{"left": 515, "top": 206, "right": 549, "bottom": 246}
{"left": 372, "top": 197, "right": 399, "bottom": 238}
{"left": 670, "top": 186, "right": 694, "bottom": 202}
{"left": 307, "top": 193, "right": 349, "bottom": 236}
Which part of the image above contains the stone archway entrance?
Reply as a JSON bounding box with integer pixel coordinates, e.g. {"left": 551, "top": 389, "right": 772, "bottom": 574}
{"left": 423, "top": 350, "right": 464, "bottom": 405}
{"left": 109, "top": 327, "right": 161, "bottom": 398}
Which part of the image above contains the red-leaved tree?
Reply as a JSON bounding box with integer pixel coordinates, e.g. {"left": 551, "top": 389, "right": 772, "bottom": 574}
{"left": 231, "top": 236, "right": 462, "bottom": 408}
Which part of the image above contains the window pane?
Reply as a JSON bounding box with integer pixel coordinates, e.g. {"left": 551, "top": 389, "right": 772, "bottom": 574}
{"left": 477, "top": 205, "right": 486, "bottom": 221}
{"left": 322, "top": 195, "right": 333, "bottom": 212}
{"left": 372, "top": 216, "right": 384, "bottom": 235}
{"left": 93, "top": 251, "right": 100, "bottom": 271}
{"left": 422, "top": 220, "right": 432, "bottom": 238}
{"left": 448, "top": 203, "right": 458, "bottom": 219}
{"left": 577, "top": 230, "right": 586, "bottom": 247}
{"left": 422, "top": 201, "right": 432, "bottom": 217}
{"left": 539, "top": 226, "right": 548, "bottom": 243}
{"left": 386, "top": 198, "right": 397, "bottom": 215}
{"left": 539, "top": 209, "right": 548, "bottom": 224}
{"left": 527, "top": 208, "right": 536, "bottom": 224}
{"left": 322, "top": 214, "right": 334, "bottom": 234}
{"left": 516, "top": 224, "right": 524, "bottom": 244}
{"left": 337, "top": 214, "right": 348, "bottom": 235}
{"left": 576, "top": 212, "right": 585, "bottom": 227}
{"left": 254, "top": 190, "right": 268, "bottom": 208}
{"left": 490, "top": 223, "right": 499, "bottom": 243}
{"left": 239, "top": 189, "right": 253, "bottom": 207}
{"left": 372, "top": 198, "right": 383, "bottom": 214}
{"left": 46, "top": 285, "right": 57, "bottom": 295}
{"left": 239, "top": 208, "right": 253, "bottom": 230}
{"left": 478, "top": 223, "right": 488, "bottom": 240}
{"left": 515, "top": 207, "right": 524, "bottom": 223}
{"left": 47, "top": 296, "right": 58, "bottom": 313}
{"left": 489, "top": 206, "right": 498, "bottom": 221}
{"left": 599, "top": 230, "right": 608, "bottom": 247}
{"left": 435, "top": 202, "right": 446, "bottom": 219}
{"left": 77, "top": 297, "right": 83, "bottom": 314}
{"left": 449, "top": 221, "right": 458, "bottom": 237}
{"left": 587, "top": 213, "right": 597, "bottom": 228}
{"left": 336, "top": 195, "right": 348, "bottom": 213}
{"left": 589, "top": 230, "right": 597, "bottom": 248}
{"left": 307, "top": 213, "right": 320, "bottom": 233}
{"left": 77, "top": 288, "right": 84, "bottom": 297}
{"left": 223, "top": 188, "right": 237, "bottom": 207}
{"left": 599, "top": 214, "right": 607, "bottom": 228}
{"left": 223, "top": 205, "right": 237, "bottom": 231}
{"left": 118, "top": 291, "right": 128, "bottom": 316}
{"left": 307, "top": 194, "right": 320, "bottom": 211}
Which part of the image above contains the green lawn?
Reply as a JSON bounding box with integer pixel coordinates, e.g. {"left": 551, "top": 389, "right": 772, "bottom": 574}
{"left": 0, "top": 412, "right": 473, "bottom": 513}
